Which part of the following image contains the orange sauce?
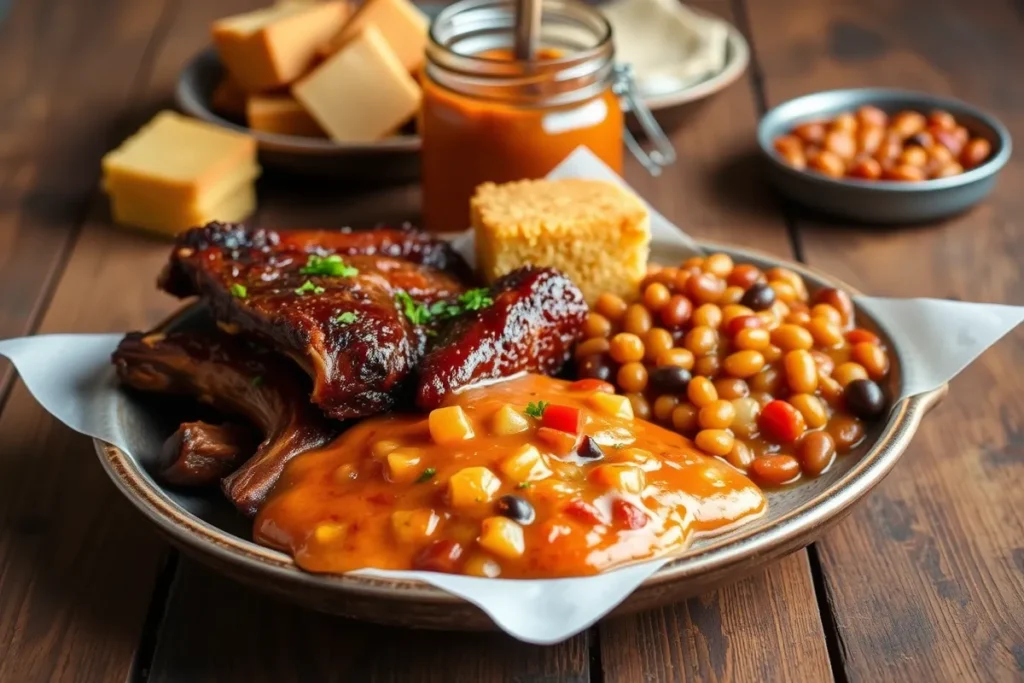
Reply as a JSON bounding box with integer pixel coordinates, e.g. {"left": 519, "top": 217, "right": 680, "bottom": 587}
{"left": 419, "top": 48, "right": 624, "bottom": 233}
{"left": 255, "top": 374, "right": 766, "bottom": 579}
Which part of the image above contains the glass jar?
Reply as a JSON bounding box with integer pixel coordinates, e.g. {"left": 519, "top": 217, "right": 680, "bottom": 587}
{"left": 421, "top": 0, "right": 666, "bottom": 233}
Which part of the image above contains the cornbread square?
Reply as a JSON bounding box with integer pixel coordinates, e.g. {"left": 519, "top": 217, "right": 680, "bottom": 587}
{"left": 212, "top": 1, "right": 350, "bottom": 91}
{"left": 247, "top": 94, "right": 325, "bottom": 137}
{"left": 101, "top": 111, "right": 259, "bottom": 211}
{"left": 318, "top": 0, "right": 428, "bottom": 71}
{"left": 292, "top": 25, "right": 421, "bottom": 142}
{"left": 110, "top": 183, "right": 256, "bottom": 238}
{"left": 472, "top": 179, "right": 651, "bottom": 304}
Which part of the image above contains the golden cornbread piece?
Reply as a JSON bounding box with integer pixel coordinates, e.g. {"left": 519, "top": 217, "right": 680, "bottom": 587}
{"left": 472, "top": 179, "right": 651, "bottom": 304}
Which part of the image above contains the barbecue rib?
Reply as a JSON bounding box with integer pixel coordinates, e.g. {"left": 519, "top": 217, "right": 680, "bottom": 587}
{"left": 113, "top": 322, "right": 341, "bottom": 515}
{"left": 160, "top": 421, "right": 257, "bottom": 487}
{"left": 158, "top": 222, "right": 467, "bottom": 419}
{"left": 416, "top": 266, "right": 588, "bottom": 410}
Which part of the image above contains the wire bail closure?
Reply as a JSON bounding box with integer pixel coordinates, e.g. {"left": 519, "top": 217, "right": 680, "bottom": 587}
{"left": 613, "top": 63, "right": 677, "bottom": 175}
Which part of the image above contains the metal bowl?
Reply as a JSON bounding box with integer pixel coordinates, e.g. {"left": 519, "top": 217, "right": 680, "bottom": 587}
{"left": 92, "top": 240, "right": 944, "bottom": 631}
{"left": 757, "top": 88, "right": 1012, "bottom": 223}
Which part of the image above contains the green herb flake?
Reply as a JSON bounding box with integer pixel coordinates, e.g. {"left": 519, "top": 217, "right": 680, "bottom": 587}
{"left": 416, "top": 467, "right": 437, "bottom": 483}
{"left": 295, "top": 280, "right": 325, "bottom": 296}
{"left": 300, "top": 254, "right": 358, "bottom": 278}
{"left": 457, "top": 288, "right": 494, "bottom": 312}
{"left": 250, "top": 375, "right": 263, "bottom": 387}
{"left": 611, "top": 443, "right": 628, "bottom": 450}
{"left": 524, "top": 401, "right": 549, "bottom": 419}
{"left": 516, "top": 481, "right": 532, "bottom": 490}
{"left": 395, "top": 290, "right": 432, "bottom": 325}
{"left": 335, "top": 312, "right": 358, "bottom": 325}
{"left": 229, "top": 283, "right": 248, "bottom": 299}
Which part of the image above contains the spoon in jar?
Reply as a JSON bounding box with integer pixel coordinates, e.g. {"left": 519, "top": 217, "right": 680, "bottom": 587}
{"left": 514, "top": 0, "right": 541, "bottom": 60}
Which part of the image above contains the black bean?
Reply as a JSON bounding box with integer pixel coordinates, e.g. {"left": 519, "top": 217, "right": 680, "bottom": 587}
{"left": 740, "top": 282, "right": 776, "bottom": 311}
{"left": 649, "top": 366, "right": 692, "bottom": 393}
{"left": 495, "top": 495, "right": 535, "bottom": 525}
{"left": 845, "top": 379, "right": 886, "bottom": 419}
{"left": 576, "top": 435, "right": 604, "bottom": 460}
{"left": 578, "top": 355, "right": 613, "bottom": 382}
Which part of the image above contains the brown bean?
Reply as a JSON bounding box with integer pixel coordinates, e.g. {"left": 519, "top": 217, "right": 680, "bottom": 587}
{"left": 960, "top": 138, "right": 992, "bottom": 169}
{"left": 890, "top": 110, "right": 927, "bottom": 138}
{"left": 609, "top": 333, "right": 645, "bottom": 363}
{"left": 750, "top": 455, "right": 801, "bottom": 486}
{"left": 828, "top": 415, "right": 866, "bottom": 452}
{"left": 856, "top": 105, "right": 888, "bottom": 128}
{"left": 883, "top": 164, "right": 926, "bottom": 182}
{"left": 856, "top": 125, "right": 885, "bottom": 156}
{"left": 784, "top": 349, "right": 819, "bottom": 394}
{"left": 653, "top": 394, "right": 679, "bottom": 422}
{"left": 833, "top": 362, "right": 869, "bottom": 387}
{"left": 693, "top": 355, "right": 721, "bottom": 378}
{"left": 725, "top": 440, "right": 755, "bottom": 470}
{"left": 583, "top": 312, "right": 612, "bottom": 339}
{"left": 727, "top": 264, "right": 763, "bottom": 289}
{"left": 692, "top": 303, "right": 723, "bottom": 329}
{"left": 595, "top": 293, "right": 628, "bottom": 322}
{"left": 847, "top": 157, "right": 882, "bottom": 180}
{"left": 703, "top": 253, "right": 734, "bottom": 278}
{"left": 714, "top": 377, "right": 750, "bottom": 400}
{"left": 898, "top": 146, "right": 928, "bottom": 168}
{"left": 671, "top": 403, "right": 699, "bottom": 433}
{"left": 684, "top": 326, "right": 718, "bottom": 357}
{"left": 723, "top": 350, "right": 766, "bottom": 378}
{"left": 798, "top": 431, "right": 837, "bottom": 476}
{"left": 695, "top": 429, "right": 735, "bottom": 456}
{"left": 788, "top": 393, "right": 828, "bottom": 429}
{"left": 851, "top": 341, "right": 889, "bottom": 379}
{"left": 927, "top": 110, "right": 956, "bottom": 131}
{"left": 794, "top": 121, "right": 827, "bottom": 145}
{"left": 660, "top": 295, "right": 693, "bottom": 329}
{"left": 617, "top": 362, "right": 648, "bottom": 393}
{"left": 626, "top": 393, "right": 651, "bottom": 421}
{"left": 644, "top": 328, "right": 674, "bottom": 363}
{"left": 932, "top": 162, "right": 964, "bottom": 179}
{"left": 686, "top": 273, "right": 726, "bottom": 305}
{"left": 824, "top": 130, "right": 857, "bottom": 160}
{"left": 575, "top": 337, "right": 609, "bottom": 360}
{"left": 622, "top": 304, "right": 653, "bottom": 337}
{"left": 813, "top": 288, "right": 854, "bottom": 328}
{"left": 698, "top": 400, "right": 736, "bottom": 430}
{"left": 687, "top": 376, "right": 718, "bottom": 407}
{"left": 643, "top": 283, "right": 672, "bottom": 311}
{"left": 657, "top": 347, "right": 695, "bottom": 370}
{"left": 808, "top": 150, "right": 845, "bottom": 178}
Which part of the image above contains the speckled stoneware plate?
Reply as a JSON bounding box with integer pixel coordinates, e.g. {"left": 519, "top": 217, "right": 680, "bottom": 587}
{"left": 94, "top": 241, "right": 944, "bottom": 629}
{"left": 174, "top": 6, "right": 748, "bottom": 179}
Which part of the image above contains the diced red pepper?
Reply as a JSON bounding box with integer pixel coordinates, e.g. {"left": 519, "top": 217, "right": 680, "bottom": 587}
{"left": 726, "top": 314, "right": 762, "bottom": 336}
{"left": 411, "top": 540, "right": 464, "bottom": 573}
{"left": 568, "top": 379, "right": 615, "bottom": 394}
{"left": 541, "top": 404, "right": 582, "bottom": 434}
{"left": 758, "top": 400, "right": 807, "bottom": 442}
{"left": 611, "top": 499, "right": 648, "bottom": 529}
{"left": 846, "top": 328, "right": 880, "bottom": 346}
{"left": 563, "top": 499, "right": 604, "bottom": 525}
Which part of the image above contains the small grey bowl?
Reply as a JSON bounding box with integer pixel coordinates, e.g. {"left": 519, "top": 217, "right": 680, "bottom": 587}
{"left": 757, "top": 88, "right": 1012, "bottom": 223}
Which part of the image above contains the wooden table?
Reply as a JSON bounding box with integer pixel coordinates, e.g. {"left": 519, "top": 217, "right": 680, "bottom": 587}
{"left": 1, "top": 0, "right": 1022, "bottom": 681}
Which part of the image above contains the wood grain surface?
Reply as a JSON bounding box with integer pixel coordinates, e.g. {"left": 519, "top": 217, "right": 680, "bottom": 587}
{"left": 0, "top": 0, "right": 1021, "bottom": 681}
{"left": 746, "top": 0, "right": 1024, "bottom": 681}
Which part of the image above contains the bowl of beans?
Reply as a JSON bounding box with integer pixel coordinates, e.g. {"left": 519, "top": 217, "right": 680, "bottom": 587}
{"left": 757, "top": 88, "right": 1011, "bottom": 223}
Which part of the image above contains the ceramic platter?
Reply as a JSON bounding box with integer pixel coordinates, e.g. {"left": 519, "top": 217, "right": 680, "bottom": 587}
{"left": 94, "top": 240, "right": 942, "bottom": 630}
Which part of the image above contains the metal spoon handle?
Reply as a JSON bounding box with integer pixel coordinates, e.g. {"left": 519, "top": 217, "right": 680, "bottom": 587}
{"left": 514, "top": 0, "right": 541, "bottom": 60}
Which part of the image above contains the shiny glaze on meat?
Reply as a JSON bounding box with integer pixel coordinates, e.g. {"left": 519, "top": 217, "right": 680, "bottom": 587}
{"left": 113, "top": 321, "right": 341, "bottom": 515}
{"left": 158, "top": 222, "right": 466, "bottom": 419}
{"left": 416, "top": 266, "right": 588, "bottom": 409}
{"left": 160, "top": 421, "right": 257, "bottom": 487}
{"left": 255, "top": 374, "right": 767, "bottom": 578}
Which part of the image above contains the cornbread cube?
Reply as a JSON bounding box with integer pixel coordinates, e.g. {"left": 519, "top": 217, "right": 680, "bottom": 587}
{"left": 108, "top": 183, "right": 255, "bottom": 238}
{"left": 499, "top": 444, "right": 552, "bottom": 482}
{"left": 588, "top": 392, "right": 634, "bottom": 420}
{"left": 292, "top": 25, "right": 421, "bottom": 143}
{"left": 102, "top": 111, "right": 258, "bottom": 211}
{"left": 246, "top": 94, "right": 325, "bottom": 137}
{"left": 472, "top": 179, "right": 651, "bottom": 305}
{"left": 385, "top": 447, "right": 423, "bottom": 483}
{"left": 448, "top": 466, "right": 501, "bottom": 507}
{"left": 590, "top": 463, "right": 646, "bottom": 494}
{"left": 391, "top": 508, "right": 441, "bottom": 544}
{"left": 318, "top": 0, "right": 428, "bottom": 71}
{"left": 212, "top": 1, "right": 350, "bottom": 91}
{"left": 428, "top": 406, "right": 475, "bottom": 444}
{"left": 491, "top": 404, "right": 530, "bottom": 436}
{"left": 477, "top": 517, "right": 525, "bottom": 559}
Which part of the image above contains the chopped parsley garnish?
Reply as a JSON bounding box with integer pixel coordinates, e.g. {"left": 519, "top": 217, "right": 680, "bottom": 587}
{"left": 612, "top": 443, "right": 628, "bottom": 449}
{"left": 229, "top": 283, "right": 247, "bottom": 299}
{"left": 395, "top": 290, "right": 432, "bottom": 325}
{"left": 335, "top": 312, "right": 358, "bottom": 325}
{"left": 458, "top": 288, "right": 494, "bottom": 312}
{"left": 395, "top": 287, "right": 495, "bottom": 325}
{"left": 294, "top": 280, "right": 325, "bottom": 296}
{"left": 416, "top": 467, "right": 437, "bottom": 483}
{"left": 524, "top": 401, "right": 549, "bottom": 419}
{"left": 300, "top": 254, "right": 358, "bottom": 278}
{"left": 516, "top": 481, "right": 532, "bottom": 490}
{"left": 250, "top": 375, "right": 263, "bottom": 387}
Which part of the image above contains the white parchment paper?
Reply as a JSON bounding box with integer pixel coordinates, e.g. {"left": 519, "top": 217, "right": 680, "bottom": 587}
{"left": 0, "top": 148, "right": 1020, "bottom": 644}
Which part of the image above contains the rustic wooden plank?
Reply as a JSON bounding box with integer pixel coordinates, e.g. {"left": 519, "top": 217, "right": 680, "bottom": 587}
{"left": 746, "top": 0, "right": 1024, "bottom": 680}
{"left": 598, "top": 2, "right": 832, "bottom": 680}
{"left": 148, "top": 560, "right": 590, "bottom": 683}
{"left": 0, "top": 0, "right": 173, "bottom": 401}
{"left": 0, "top": 1, "right": 260, "bottom": 682}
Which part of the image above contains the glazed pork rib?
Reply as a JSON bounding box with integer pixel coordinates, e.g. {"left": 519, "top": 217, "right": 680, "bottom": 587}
{"left": 416, "top": 266, "right": 588, "bottom": 410}
{"left": 159, "top": 222, "right": 467, "bottom": 419}
{"left": 113, "top": 325, "right": 341, "bottom": 515}
{"left": 159, "top": 421, "right": 257, "bottom": 488}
